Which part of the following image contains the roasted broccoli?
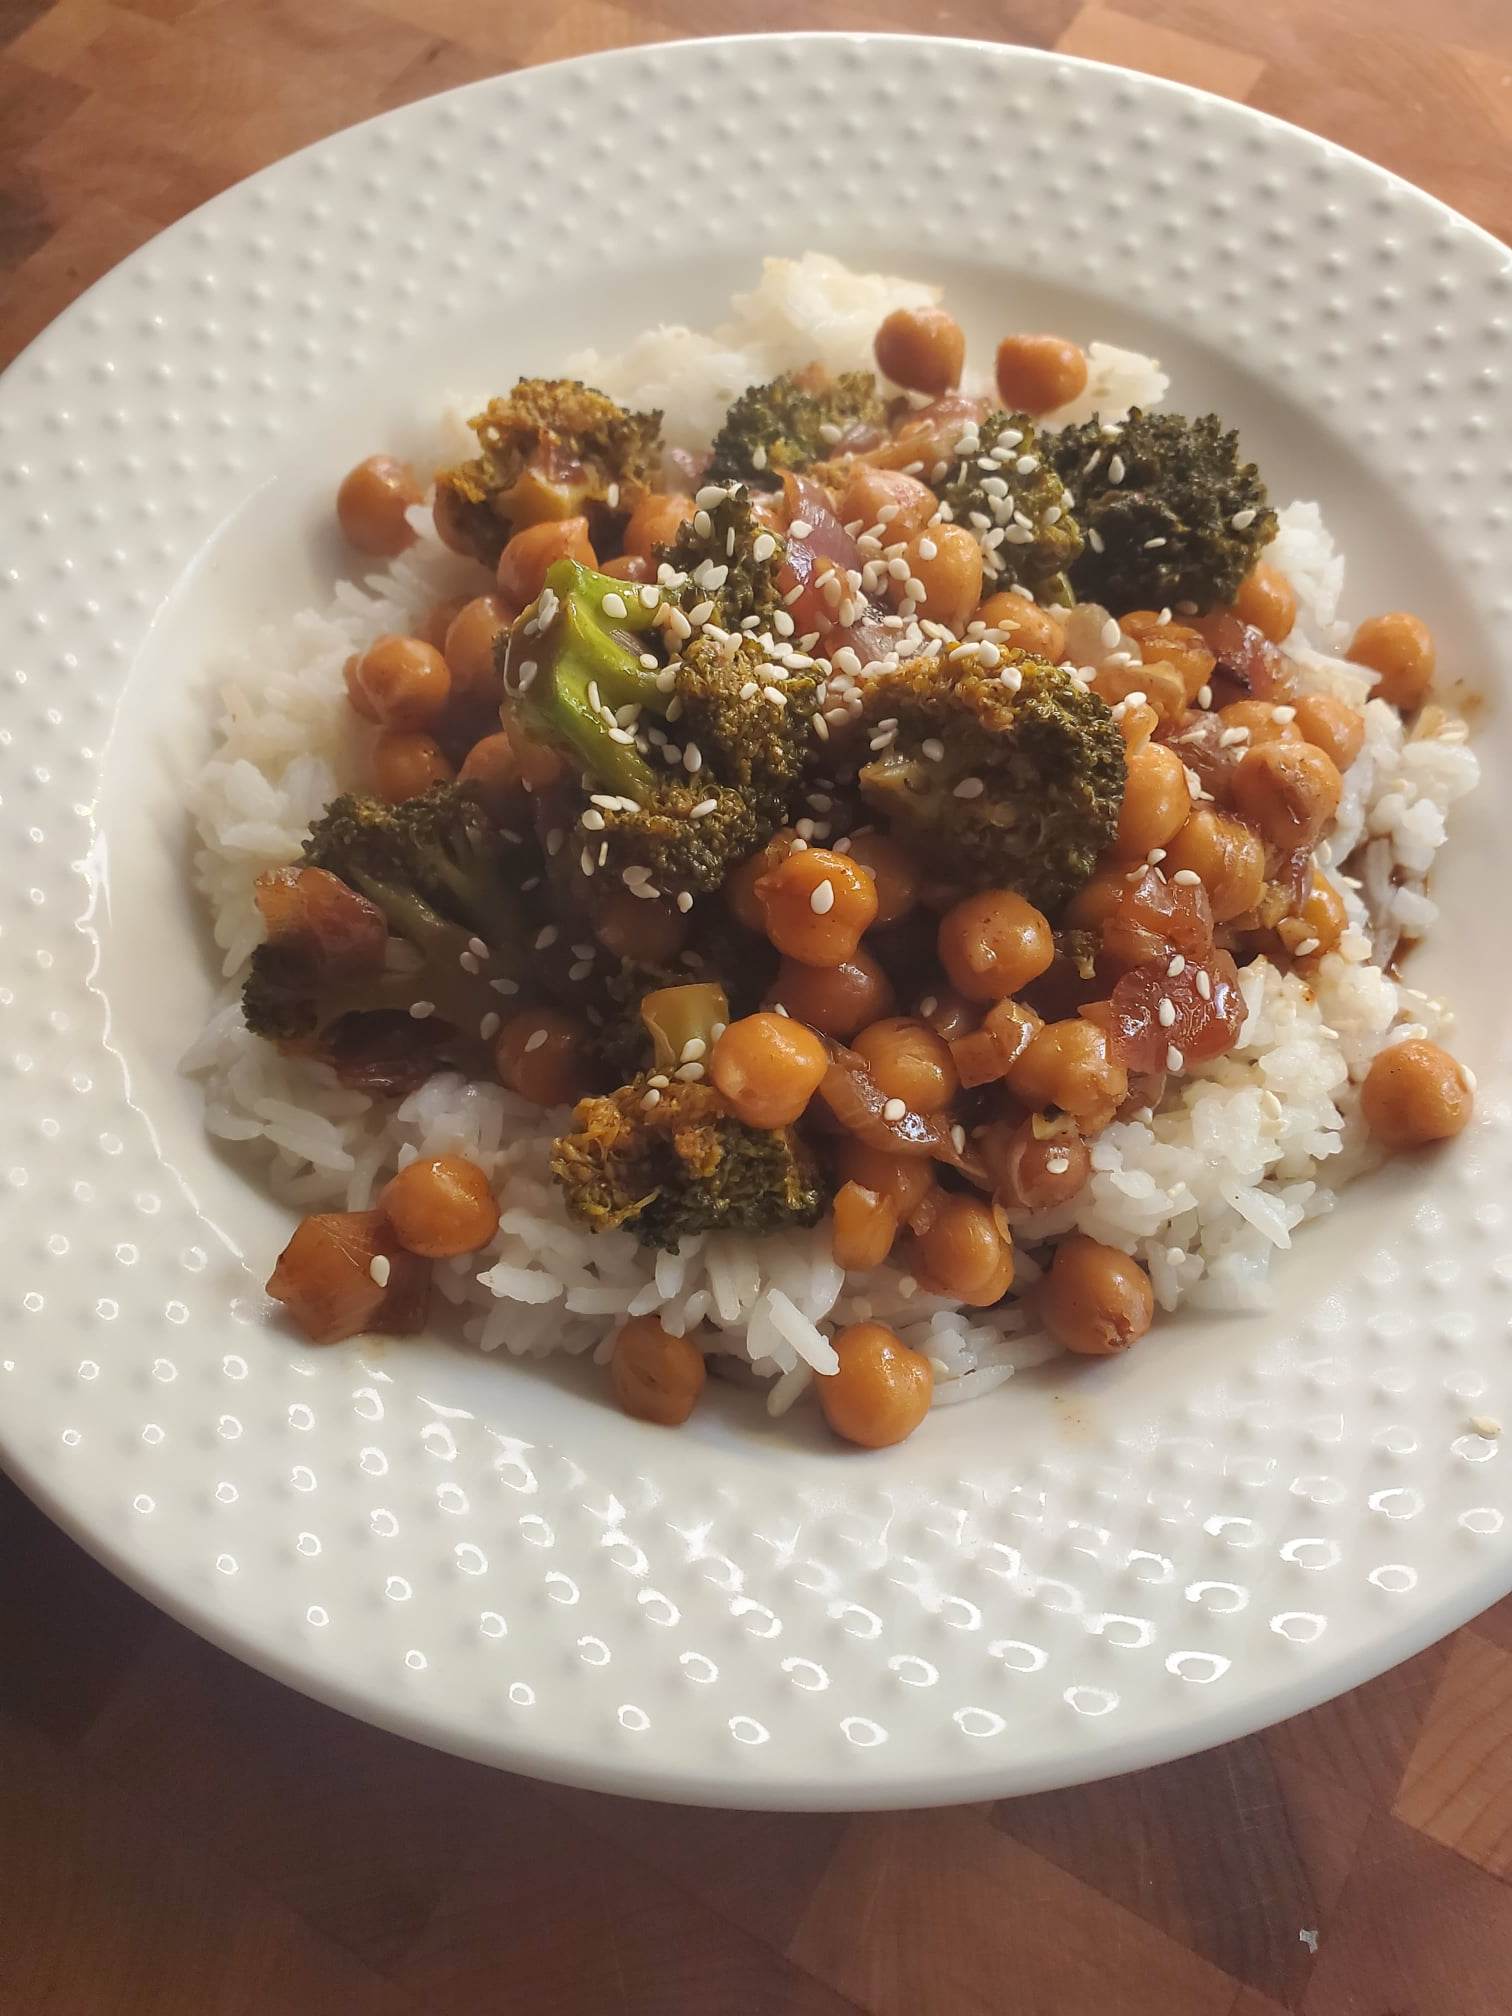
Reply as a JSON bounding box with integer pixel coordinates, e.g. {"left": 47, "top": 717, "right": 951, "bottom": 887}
{"left": 503, "top": 558, "right": 819, "bottom": 894}
{"left": 855, "top": 651, "right": 1126, "bottom": 914}
{"left": 434, "top": 378, "right": 662, "bottom": 564}
{"left": 242, "top": 786, "right": 525, "bottom": 1052}
{"left": 549, "top": 980, "right": 821, "bottom": 1248}
{"left": 706, "top": 367, "right": 884, "bottom": 488}
{"left": 656, "top": 485, "right": 787, "bottom": 632}
{"left": 1050, "top": 408, "right": 1277, "bottom": 614}
{"left": 932, "top": 410, "right": 1083, "bottom": 605}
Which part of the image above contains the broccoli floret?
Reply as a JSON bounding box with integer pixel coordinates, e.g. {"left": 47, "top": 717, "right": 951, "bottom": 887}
{"left": 504, "top": 558, "right": 818, "bottom": 895}
{"left": 657, "top": 485, "right": 786, "bottom": 631}
{"left": 1050, "top": 408, "right": 1277, "bottom": 613}
{"left": 932, "top": 410, "right": 1083, "bottom": 605}
{"left": 856, "top": 651, "right": 1126, "bottom": 914}
{"left": 706, "top": 368, "right": 884, "bottom": 488}
{"left": 435, "top": 378, "right": 662, "bottom": 564}
{"left": 242, "top": 786, "right": 526, "bottom": 1053}
{"left": 551, "top": 1079, "right": 826, "bottom": 1249}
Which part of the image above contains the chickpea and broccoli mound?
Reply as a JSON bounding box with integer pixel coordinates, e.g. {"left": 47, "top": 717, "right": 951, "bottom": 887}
{"left": 252, "top": 284, "right": 1475, "bottom": 1450}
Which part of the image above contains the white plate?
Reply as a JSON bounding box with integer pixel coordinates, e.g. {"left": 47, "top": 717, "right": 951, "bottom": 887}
{"left": 3, "top": 33, "right": 1511, "bottom": 1809}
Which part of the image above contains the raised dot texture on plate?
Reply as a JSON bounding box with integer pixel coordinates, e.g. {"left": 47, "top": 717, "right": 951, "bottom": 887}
{"left": 0, "top": 33, "right": 1510, "bottom": 1811}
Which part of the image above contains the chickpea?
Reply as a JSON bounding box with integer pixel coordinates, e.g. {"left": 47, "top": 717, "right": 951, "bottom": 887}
{"left": 994, "top": 333, "right": 1088, "bottom": 416}
{"left": 950, "top": 996, "right": 1042, "bottom": 1088}
{"left": 507, "top": 730, "right": 567, "bottom": 794}
{"left": 419, "top": 593, "right": 472, "bottom": 652}
{"left": 845, "top": 830, "right": 919, "bottom": 926}
{"left": 757, "top": 846, "right": 878, "bottom": 966}
{"left": 611, "top": 1316, "right": 706, "bottom": 1427}
{"left": 1040, "top": 1235, "right": 1155, "bottom": 1356}
{"left": 852, "top": 1017, "right": 959, "bottom": 1113}
{"left": 834, "top": 1139, "right": 935, "bottom": 1220}
{"left": 336, "top": 454, "right": 422, "bottom": 557}
{"left": 1278, "top": 872, "right": 1347, "bottom": 960}
{"left": 1065, "top": 863, "right": 1141, "bottom": 935}
{"left": 831, "top": 1181, "right": 900, "bottom": 1271}
{"left": 1360, "top": 1038, "right": 1473, "bottom": 1149}
{"left": 900, "top": 524, "right": 982, "bottom": 634}
{"left": 769, "top": 951, "right": 894, "bottom": 1039}
{"left": 937, "top": 888, "right": 1054, "bottom": 1003}
{"left": 1219, "top": 698, "right": 1302, "bottom": 750}
{"left": 351, "top": 634, "right": 451, "bottom": 730}
{"left": 443, "top": 594, "right": 513, "bottom": 706}
{"left": 601, "top": 553, "right": 651, "bottom": 583}
{"left": 874, "top": 305, "right": 966, "bottom": 396}
{"left": 976, "top": 591, "right": 1066, "bottom": 662}
{"left": 1292, "top": 693, "right": 1365, "bottom": 773}
{"left": 1233, "top": 561, "right": 1298, "bottom": 643}
{"left": 1115, "top": 697, "right": 1161, "bottom": 752}
{"left": 458, "top": 731, "right": 524, "bottom": 817}
{"left": 836, "top": 465, "right": 937, "bottom": 541}
{"left": 1092, "top": 656, "right": 1187, "bottom": 725}
{"left": 622, "top": 491, "right": 695, "bottom": 561}
{"left": 430, "top": 481, "right": 482, "bottom": 558}
{"left": 710, "top": 1013, "right": 828, "bottom": 1129}
{"left": 372, "top": 730, "right": 453, "bottom": 802}
{"left": 497, "top": 516, "right": 596, "bottom": 606}
{"left": 918, "top": 988, "right": 978, "bottom": 1042}
{"left": 1120, "top": 612, "right": 1215, "bottom": 701}
{"left": 1114, "top": 740, "right": 1192, "bottom": 859}
{"left": 726, "top": 832, "right": 795, "bottom": 932}
{"left": 1009, "top": 1019, "right": 1128, "bottom": 1123}
{"left": 344, "top": 651, "right": 378, "bottom": 722}
{"left": 818, "top": 1322, "right": 933, "bottom": 1449}
{"left": 1230, "top": 739, "right": 1342, "bottom": 852}
{"left": 917, "top": 1194, "right": 1014, "bottom": 1305}
{"left": 494, "top": 1007, "right": 595, "bottom": 1107}
{"left": 379, "top": 1152, "right": 499, "bottom": 1259}
{"left": 980, "top": 1120, "right": 1091, "bottom": 1212}
{"left": 1162, "top": 808, "right": 1266, "bottom": 923}
{"left": 591, "top": 885, "right": 689, "bottom": 968}
{"left": 1347, "top": 611, "right": 1435, "bottom": 712}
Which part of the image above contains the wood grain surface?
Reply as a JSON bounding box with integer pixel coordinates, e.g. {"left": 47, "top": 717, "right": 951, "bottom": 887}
{"left": 4, "top": 2, "right": 1512, "bottom": 2011}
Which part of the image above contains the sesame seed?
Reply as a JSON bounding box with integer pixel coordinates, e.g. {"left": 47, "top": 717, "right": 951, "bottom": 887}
{"left": 950, "top": 1123, "right": 967, "bottom": 1153}
{"left": 680, "top": 1037, "right": 707, "bottom": 1061}
{"left": 687, "top": 598, "right": 715, "bottom": 627}
{"left": 813, "top": 713, "right": 830, "bottom": 740}
{"left": 953, "top": 776, "right": 985, "bottom": 799}
{"left": 676, "top": 891, "right": 693, "bottom": 913}
{"left": 1107, "top": 454, "right": 1126, "bottom": 485}
{"left": 789, "top": 517, "right": 812, "bottom": 540}
{"left": 1143, "top": 536, "right": 1167, "bottom": 550}
{"left": 674, "top": 1061, "right": 705, "bottom": 1082}
{"left": 1087, "top": 526, "right": 1105, "bottom": 554}
{"left": 752, "top": 444, "right": 767, "bottom": 471}
{"left": 763, "top": 684, "right": 788, "bottom": 707}
{"left": 1157, "top": 997, "right": 1177, "bottom": 1028}
{"left": 534, "top": 925, "right": 558, "bottom": 950}
{"left": 919, "top": 995, "right": 938, "bottom": 1018}
{"left": 1100, "top": 618, "right": 1121, "bottom": 648}
{"left": 1219, "top": 726, "right": 1250, "bottom": 748}
{"left": 922, "top": 737, "right": 945, "bottom": 762}
{"left": 809, "top": 879, "right": 836, "bottom": 915}
{"left": 479, "top": 1012, "right": 502, "bottom": 1041}
{"left": 1172, "top": 869, "right": 1202, "bottom": 887}
{"left": 690, "top": 797, "right": 718, "bottom": 818}
{"left": 1197, "top": 684, "right": 1213, "bottom": 709}
{"left": 1272, "top": 704, "right": 1297, "bottom": 723}
{"left": 568, "top": 959, "right": 593, "bottom": 982}
{"left": 1168, "top": 955, "right": 1186, "bottom": 977}
{"left": 490, "top": 977, "right": 519, "bottom": 996}
{"left": 1470, "top": 1414, "right": 1502, "bottom": 1438}
{"left": 1195, "top": 969, "right": 1212, "bottom": 1000}
{"left": 369, "top": 1254, "right": 391, "bottom": 1288}
{"left": 1231, "top": 506, "right": 1257, "bottom": 530}
{"left": 752, "top": 531, "right": 777, "bottom": 562}
{"left": 601, "top": 590, "right": 629, "bottom": 620}
{"left": 409, "top": 1000, "right": 435, "bottom": 1019}
{"left": 458, "top": 950, "right": 480, "bottom": 974}
{"left": 1045, "top": 1151, "right": 1070, "bottom": 1175}
{"left": 683, "top": 743, "right": 703, "bottom": 774}
{"left": 1293, "top": 937, "right": 1321, "bottom": 957}
{"left": 882, "top": 1097, "right": 907, "bottom": 1122}
{"left": 581, "top": 809, "right": 605, "bottom": 832}
{"left": 523, "top": 1027, "right": 549, "bottom": 1054}
{"left": 1166, "top": 1045, "right": 1185, "bottom": 1071}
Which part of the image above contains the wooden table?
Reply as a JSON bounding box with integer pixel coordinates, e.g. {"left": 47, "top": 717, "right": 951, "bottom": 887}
{"left": 4, "top": 3, "right": 1512, "bottom": 2010}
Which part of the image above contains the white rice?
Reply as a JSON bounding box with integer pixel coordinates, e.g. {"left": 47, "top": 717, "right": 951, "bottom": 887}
{"left": 185, "top": 255, "right": 1477, "bottom": 1406}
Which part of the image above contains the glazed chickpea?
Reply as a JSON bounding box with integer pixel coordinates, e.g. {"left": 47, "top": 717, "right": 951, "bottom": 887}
{"left": 976, "top": 591, "right": 1066, "bottom": 662}
{"left": 1065, "top": 863, "right": 1141, "bottom": 935}
{"left": 497, "top": 515, "right": 596, "bottom": 606}
{"left": 1278, "top": 872, "right": 1347, "bottom": 960}
{"left": 770, "top": 951, "right": 894, "bottom": 1038}
{"left": 900, "top": 523, "right": 982, "bottom": 634}
{"left": 852, "top": 1017, "right": 959, "bottom": 1114}
{"left": 1114, "top": 740, "right": 1192, "bottom": 859}
{"left": 351, "top": 634, "right": 451, "bottom": 730}
{"left": 1162, "top": 808, "right": 1266, "bottom": 922}
{"left": 834, "top": 1139, "right": 935, "bottom": 1220}
{"left": 344, "top": 651, "right": 378, "bottom": 722}
{"left": 937, "top": 888, "right": 1054, "bottom": 1003}
{"left": 836, "top": 465, "right": 938, "bottom": 541}
{"left": 1115, "top": 697, "right": 1160, "bottom": 752}
{"left": 372, "top": 730, "right": 453, "bottom": 802}
{"left": 379, "top": 1153, "right": 499, "bottom": 1259}
{"left": 622, "top": 491, "right": 695, "bottom": 561}
{"left": 981, "top": 1120, "right": 1091, "bottom": 1212}
{"left": 710, "top": 1013, "right": 828, "bottom": 1129}
{"left": 1360, "top": 1038, "right": 1474, "bottom": 1149}
{"left": 1219, "top": 698, "right": 1303, "bottom": 750}
{"left": 1093, "top": 656, "right": 1187, "bottom": 725}
{"left": 592, "top": 885, "right": 689, "bottom": 967}
{"left": 430, "top": 481, "right": 482, "bottom": 558}
{"left": 831, "top": 1181, "right": 900, "bottom": 1271}
{"left": 845, "top": 830, "right": 919, "bottom": 926}
{"left": 1041, "top": 1235, "right": 1155, "bottom": 1356}
{"left": 917, "top": 1195, "right": 1014, "bottom": 1305}
{"left": 726, "top": 832, "right": 795, "bottom": 932}
{"left": 601, "top": 553, "right": 651, "bottom": 583}
{"left": 1292, "top": 693, "right": 1365, "bottom": 773}
{"left": 874, "top": 304, "right": 966, "bottom": 396}
{"left": 336, "top": 454, "right": 422, "bottom": 557}
{"left": 1120, "top": 612, "right": 1215, "bottom": 701}
{"left": 819, "top": 1322, "right": 934, "bottom": 1449}
{"left": 443, "top": 594, "right": 514, "bottom": 706}
{"left": 508, "top": 730, "right": 567, "bottom": 795}
{"left": 611, "top": 1316, "right": 706, "bottom": 1427}
{"left": 756, "top": 846, "right": 878, "bottom": 967}
{"left": 419, "top": 593, "right": 472, "bottom": 652}
{"left": 1233, "top": 561, "right": 1298, "bottom": 643}
{"left": 494, "top": 1007, "right": 595, "bottom": 1108}
{"left": 994, "top": 333, "right": 1088, "bottom": 416}
{"left": 1347, "top": 612, "right": 1435, "bottom": 712}
{"left": 1230, "top": 739, "right": 1342, "bottom": 852}
{"left": 458, "top": 731, "right": 524, "bottom": 817}
{"left": 917, "top": 988, "right": 977, "bottom": 1042}
{"left": 1009, "top": 1019, "right": 1128, "bottom": 1123}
